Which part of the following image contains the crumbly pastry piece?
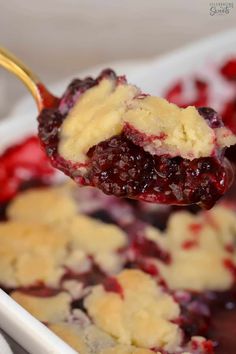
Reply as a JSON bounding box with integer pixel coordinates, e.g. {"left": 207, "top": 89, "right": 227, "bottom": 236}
{"left": 63, "top": 249, "right": 92, "bottom": 274}
{"left": 94, "top": 252, "right": 124, "bottom": 275}
{"left": 49, "top": 322, "right": 115, "bottom": 354}
{"left": 7, "top": 184, "right": 78, "bottom": 225}
{"left": 84, "top": 269, "right": 181, "bottom": 352}
{"left": 11, "top": 291, "right": 71, "bottom": 322}
{"left": 64, "top": 214, "right": 127, "bottom": 274}
{"left": 67, "top": 214, "right": 127, "bottom": 254}
{"left": 62, "top": 280, "right": 84, "bottom": 299}
{"left": 0, "top": 222, "right": 68, "bottom": 287}
{"left": 206, "top": 203, "right": 236, "bottom": 244}
{"left": 156, "top": 204, "right": 236, "bottom": 291}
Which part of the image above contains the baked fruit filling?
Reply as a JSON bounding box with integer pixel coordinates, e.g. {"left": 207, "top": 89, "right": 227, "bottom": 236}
{"left": 38, "top": 70, "right": 236, "bottom": 209}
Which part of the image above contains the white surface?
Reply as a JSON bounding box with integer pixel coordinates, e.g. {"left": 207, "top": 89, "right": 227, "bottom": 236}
{"left": 0, "top": 290, "right": 77, "bottom": 354}
{"left": 0, "top": 331, "right": 13, "bottom": 354}
{"left": 0, "top": 28, "right": 236, "bottom": 354}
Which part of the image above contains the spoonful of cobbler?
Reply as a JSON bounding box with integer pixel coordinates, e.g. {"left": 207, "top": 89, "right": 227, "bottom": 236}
{"left": 1, "top": 47, "right": 235, "bottom": 208}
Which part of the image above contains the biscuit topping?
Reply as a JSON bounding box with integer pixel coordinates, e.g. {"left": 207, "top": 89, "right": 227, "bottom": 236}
{"left": 155, "top": 205, "right": 236, "bottom": 291}
{"left": 0, "top": 222, "right": 67, "bottom": 287}
{"left": 59, "top": 78, "right": 235, "bottom": 164}
{"left": 85, "top": 269, "right": 181, "bottom": 351}
{"left": 11, "top": 291, "right": 71, "bottom": 322}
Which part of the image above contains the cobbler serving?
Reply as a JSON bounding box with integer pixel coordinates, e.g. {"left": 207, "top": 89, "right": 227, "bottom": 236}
{"left": 0, "top": 57, "right": 236, "bottom": 354}
{"left": 38, "top": 70, "right": 236, "bottom": 209}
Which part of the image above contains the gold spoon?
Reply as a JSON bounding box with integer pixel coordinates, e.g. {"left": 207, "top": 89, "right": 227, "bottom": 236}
{"left": 0, "top": 47, "right": 59, "bottom": 112}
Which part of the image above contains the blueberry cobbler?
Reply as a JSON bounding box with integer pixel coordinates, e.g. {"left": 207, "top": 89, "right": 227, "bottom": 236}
{"left": 38, "top": 69, "right": 236, "bottom": 209}
{"left": 0, "top": 57, "right": 236, "bottom": 354}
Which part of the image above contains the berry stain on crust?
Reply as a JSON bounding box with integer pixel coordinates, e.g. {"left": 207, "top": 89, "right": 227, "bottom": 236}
{"left": 103, "top": 277, "right": 124, "bottom": 298}
{"left": 38, "top": 70, "right": 235, "bottom": 209}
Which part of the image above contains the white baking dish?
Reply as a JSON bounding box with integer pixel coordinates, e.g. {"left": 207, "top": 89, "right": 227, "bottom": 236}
{"left": 0, "top": 28, "right": 236, "bottom": 354}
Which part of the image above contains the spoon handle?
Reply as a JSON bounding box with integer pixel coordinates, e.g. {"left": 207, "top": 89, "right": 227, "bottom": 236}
{"left": 0, "top": 47, "right": 58, "bottom": 112}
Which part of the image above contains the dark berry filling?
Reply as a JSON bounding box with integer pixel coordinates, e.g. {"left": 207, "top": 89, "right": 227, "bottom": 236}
{"left": 220, "top": 99, "right": 236, "bottom": 164}
{"left": 198, "top": 107, "right": 224, "bottom": 129}
{"left": 174, "top": 288, "right": 236, "bottom": 354}
{"left": 129, "top": 232, "right": 171, "bottom": 264}
{"left": 176, "top": 293, "right": 210, "bottom": 340}
{"left": 209, "top": 287, "right": 236, "bottom": 354}
{"left": 87, "top": 133, "right": 232, "bottom": 209}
